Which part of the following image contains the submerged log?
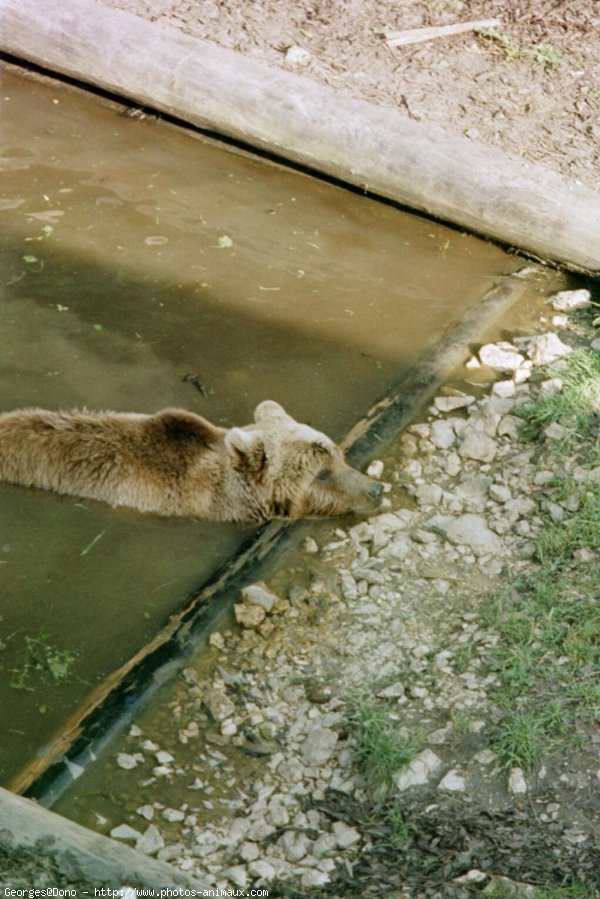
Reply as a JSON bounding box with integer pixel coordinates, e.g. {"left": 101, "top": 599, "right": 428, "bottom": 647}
{"left": 0, "top": 0, "right": 599, "bottom": 274}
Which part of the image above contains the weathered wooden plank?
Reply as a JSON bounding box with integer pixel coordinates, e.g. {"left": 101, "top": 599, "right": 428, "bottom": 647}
{"left": 0, "top": 0, "right": 598, "bottom": 274}
{"left": 0, "top": 786, "right": 208, "bottom": 889}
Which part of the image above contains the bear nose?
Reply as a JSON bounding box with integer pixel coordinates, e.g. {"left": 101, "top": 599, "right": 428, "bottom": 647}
{"left": 369, "top": 482, "right": 384, "bottom": 501}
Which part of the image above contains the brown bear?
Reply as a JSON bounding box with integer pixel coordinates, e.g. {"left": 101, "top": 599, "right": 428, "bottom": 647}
{"left": 0, "top": 400, "right": 383, "bottom": 523}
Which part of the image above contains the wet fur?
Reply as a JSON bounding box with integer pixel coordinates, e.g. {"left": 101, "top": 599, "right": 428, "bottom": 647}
{"left": 0, "top": 401, "right": 383, "bottom": 523}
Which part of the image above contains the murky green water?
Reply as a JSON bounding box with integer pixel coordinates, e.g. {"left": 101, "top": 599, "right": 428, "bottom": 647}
{"left": 0, "top": 62, "right": 525, "bottom": 788}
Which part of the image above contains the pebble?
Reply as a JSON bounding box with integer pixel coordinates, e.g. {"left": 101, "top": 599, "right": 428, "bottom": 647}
{"left": 301, "top": 723, "right": 338, "bottom": 766}
{"left": 434, "top": 394, "right": 475, "bottom": 412}
{"left": 395, "top": 750, "right": 442, "bottom": 791}
{"left": 527, "top": 332, "right": 572, "bottom": 365}
{"left": 285, "top": 45, "right": 311, "bottom": 65}
{"left": 508, "top": 767, "right": 528, "bottom": 796}
{"left": 110, "top": 824, "right": 141, "bottom": 841}
{"left": 137, "top": 824, "right": 165, "bottom": 855}
{"left": 479, "top": 342, "right": 524, "bottom": 372}
{"left": 438, "top": 769, "right": 466, "bottom": 792}
{"left": 332, "top": 821, "right": 361, "bottom": 849}
{"left": 240, "top": 582, "right": 279, "bottom": 611}
{"left": 116, "top": 753, "right": 139, "bottom": 770}
{"left": 366, "top": 459, "right": 384, "bottom": 479}
{"left": 458, "top": 432, "right": 497, "bottom": 463}
{"left": 234, "top": 603, "right": 266, "bottom": 628}
{"left": 549, "top": 288, "right": 591, "bottom": 311}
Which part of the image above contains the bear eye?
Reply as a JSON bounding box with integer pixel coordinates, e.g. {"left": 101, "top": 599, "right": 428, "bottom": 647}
{"left": 316, "top": 467, "right": 333, "bottom": 482}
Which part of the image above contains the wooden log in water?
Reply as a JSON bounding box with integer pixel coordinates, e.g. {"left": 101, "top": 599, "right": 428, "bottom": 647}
{"left": 0, "top": 785, "right": 209, "bottom": 889}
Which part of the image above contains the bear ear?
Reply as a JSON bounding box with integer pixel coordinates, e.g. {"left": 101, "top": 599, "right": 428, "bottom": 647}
{"left": 253, "top": 400, "right": 290, "bottom": 423}
{"left": 225, "top": 427, "right": 255, "bottom": 457}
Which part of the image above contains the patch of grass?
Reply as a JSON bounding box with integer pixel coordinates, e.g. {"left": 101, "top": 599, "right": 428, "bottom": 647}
{"left": 536, "top": 480, "right": 600, "bottom": 565}
{"left": 478, "top": 26, "right": 522, "bottom": 61}
{"left": 483, "top": 560, "right": 600, "bottom": 771}
{"left": 529, "top": 43, "right": 567, "bottom": 70}
{"left": 347, "top": 699, "right": 422, "bottom": 797}
{"left": 516, "top": 350, "right": 600, "bottom": 441}
{"left": 532, "top": 885, "right": 599, "bottom": 899}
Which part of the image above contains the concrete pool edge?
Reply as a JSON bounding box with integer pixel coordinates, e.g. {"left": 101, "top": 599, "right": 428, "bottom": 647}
{"left": 0, "top": 786, "right": 210, "bottom": 890}
{"left": 0, "top": 0, "right": 599, "bottom": 276}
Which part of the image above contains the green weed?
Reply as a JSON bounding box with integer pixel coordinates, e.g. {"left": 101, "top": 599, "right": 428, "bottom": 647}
{"left": 9, "top": 629, "right": 79, "bottom": 692}
{"left": 529, "top": 43, "right": 567, "bottom": 70}
{"left": 477, "top": 27, "right": 522, "bottom": 61}
{"left": 516, "top": 350, "right": 600, "bottom": 440}
{"left": 483, "top": 556, "right": 600, "bottom": 771}
{"left": 347, "top": 699, "right": 422, "bottom": 796}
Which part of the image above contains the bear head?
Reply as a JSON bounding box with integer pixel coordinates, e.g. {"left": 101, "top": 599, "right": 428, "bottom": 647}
{"left": 224, "top": 400, "right": 384, "bottom": 520}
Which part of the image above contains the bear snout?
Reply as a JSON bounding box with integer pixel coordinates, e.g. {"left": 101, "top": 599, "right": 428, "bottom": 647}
{"left": 369, "top": 481, "right": 384, "bottom": 502}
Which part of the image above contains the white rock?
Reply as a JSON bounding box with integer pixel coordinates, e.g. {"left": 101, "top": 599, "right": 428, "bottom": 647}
{"left": 395, "top": 750, "right": 441, "bottom": 791}
{"left": 544, "top": 422, "right": 568, "bottom": 441}
{"left": 527, "top": 332, "right": 573, "bottom": 365}
{"left": 248, "top": 860, "right": 276, "bottom": 881}
{"left": 592, "top": 338, "right": 600, "bottom": 352}
{"left": 514, "top": 364, "right": 532, "bottom": 384}
{"left": 240, "top": 582, "right": 279, "bottom": 612}
{"left": 154, "top": 750, "right": 174, "bottom": 765}
{"left": 508, "top": 767, "right": 528, "bottom": 795}
{"left": 540, "top": 378, "right": 563, "bottom": 396}
{"left": 203, "top": 687, "right": 236, "bottom": 722}
{"left": 489, "top": 484, "right": 511, "bottom": 503}
{"left": 492, "top": 380, "right": 516, "bottom": 398}
{"left": 430, "top": 419, "right": 457, "bottom": 449}
{"left": 458, "top": 431, "right": 497, "bottom": 463}
{"left": 376, "top": 682, "right": 405, "bottom": 700}
{"left": 136, "top": 805, "right": 154, "bottom": 821}
{"left": 552, "top": 314, "right": 568, "bottom": 328}
{"left": 378, "top": 534, "right": 412, "bottom": 560}
{"left": 137, "top": 824, "right": 165, "bottom": 855}
{"left": 116, "top": 753, "right": 138, "bottom": 770}
{"left": 222, "top": 866, "right": 247, "bottom": 890}
{"left": 162, "top": 807, "right": 185, "bottom": 823}
{"left": 479, "top": 342, "right": 524, "bottom": 372}
{"left": 110, "top": 824, "right": 141, "bottom": 841}
{"left": 285, "top": 45, "right": 311, "bottom": 65}
{"left": 438, "top": 769, "right": 466, "bottom": 792}
{"left": 279, "top": 829, "right": 309, "bottom": 862}
{"left": 497, "top": 415, "right": 520, "bottom": 439}
{"left": 234, "top": 602, "right": 265, "bottom": 628}
{"left": 366, "top": 459, "right": 384, "bottom": 479}
{"left": 455, "top": 869, "right": 488, "bottom": 884}
{"left": 332, "top": 820, "right": 361, "bottom": 848}
{"left": 301, "top": 722, "right": 338, "bottom": 766}
{"left": 434, "top": 394, "right": 475, "bottom": 413}
{"left": 442, "top": 514, "right": 503, "bottom": 556}
{"left": 239, "top": 841, "right": 260, "bottom": 863}
{"left": 415, "top": 483, "right": 443, "bottom": 507}
{"left": 301, "top": 870, "right": 330, "bottom": 888}
{"left": 549, "top": 288, "right": 591, "bottom": 311}
{"left": 303, "top": 537, "right": 319, "bottom": 553}
{"left": 221, "top": 718, "right": 237, "bottom": 736}
{"left": 312, "top": 833, "right": 337, "bottom": 858}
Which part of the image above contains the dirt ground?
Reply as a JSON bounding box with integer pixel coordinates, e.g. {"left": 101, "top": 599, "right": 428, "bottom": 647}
{"left": 101, "top": 0, "right": 600, "bottom": 190}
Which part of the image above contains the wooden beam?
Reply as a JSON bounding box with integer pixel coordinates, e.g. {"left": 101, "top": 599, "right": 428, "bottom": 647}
{"left": 0, "top": 786, "right": 209, "bottom": 889}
